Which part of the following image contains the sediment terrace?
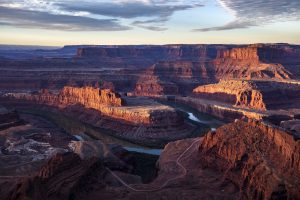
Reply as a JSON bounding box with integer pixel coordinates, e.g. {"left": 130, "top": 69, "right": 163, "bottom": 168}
{"left": 3, "top": 86, "right": 200, "bottom": 147}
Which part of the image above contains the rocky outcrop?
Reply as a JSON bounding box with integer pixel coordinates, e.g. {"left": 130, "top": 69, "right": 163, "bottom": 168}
{"left": 133, "top": 61, "right": 214, "bottom": 96}
{"left": 4, "top": 88, "right": 198, "bottom": 147}
{"left": 147, "top": 120, "right": 300, "bottom": 200}
{"left": 217, "top": 47, "right": 259, "bottom": 60}
{"left": 8, "top": 88, "right": 186, "bottom": 126}
{"left": 131, "top": 44, "right": 299, "bottom": 97}
{"left": 174, "top": 96, "right": 265, "bottom": 121}
{"left": 193, "top": 79, "right": 300, "bottom": 111}
{"left": 4, "top": 152, "right": 121, "bottom": 200}
{"left": 193, "top": 80, "right": 266, "bottom": 110}
{"left": 2, "top": 119, "right": 300, "bottom": 199}
{"left": 198, "top": 120, "right": 300, "bottom": 199}
{"left": 1, "top": 44, "right": 299, "bottom": 95}
{"left": 213, "top": 46, "right": 293, "bottom": 80}
{"left": 38, "top": 87, "right": 124, "bottom": 107}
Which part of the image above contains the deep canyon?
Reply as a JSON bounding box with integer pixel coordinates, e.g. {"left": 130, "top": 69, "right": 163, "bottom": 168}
{"left": 0, "top": 43, "right": 300, "bottom": 200}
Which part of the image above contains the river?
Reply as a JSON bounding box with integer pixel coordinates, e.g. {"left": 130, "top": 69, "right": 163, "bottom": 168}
{"left": 22, "top": 103, "right": 224, "bottom": 156}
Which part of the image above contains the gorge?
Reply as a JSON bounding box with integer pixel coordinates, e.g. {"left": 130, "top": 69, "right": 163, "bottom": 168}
{"left": 0, "top": 43, "right": 300, "bottom": 200}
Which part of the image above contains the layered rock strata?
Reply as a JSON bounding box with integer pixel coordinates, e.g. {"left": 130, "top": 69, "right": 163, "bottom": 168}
{"left": 213, "top": 46, "right": 293, "bottom": 80}
{"left": 8, "top": 87, "right": 184, "bottom": 125}
{"left": 2, "top": 120, "right": 300, "bottom": 200}
{"left": 174, "top": 96, "right": 266, "bottom": 122}
{"left": 147, "top": 120, "right": 300, "bottom": 199}
{"left": 193, "top": 79, "right": 300, "bottom": 111}
{"left": 132, "top": 45, "right": 298, "bottom": 97}
{"left": 4, "top": 87, "right": 197, "bottom": 147}
{"left": 133, "top": 61, "right": 214, "bottom": 96}
{"left": 197, "top": 120, "right": 300, "bottom": 199}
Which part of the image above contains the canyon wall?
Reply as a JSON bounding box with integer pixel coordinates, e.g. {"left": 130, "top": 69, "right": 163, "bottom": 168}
{"left": 1, "top": 44, "right": 299, "bottom": 95}
{"left": 4, "top": 87, "right": 199, "bottom": 147}
{"left": 23, "top": 87, "right": 124, "bottom": 107}
{"left": 174, "top": 96, "right": 264, "bottom": 122}
{"left": 133, "top": 61, "right": 215, "bottom": 96}
{"left": 198, "top": 120, "right": 300, "bottom": 199}
{"left": 217, "top": 47, "right": 259, "bottom": 60}
{"left": 193, "top": 80, "right": 266, "bottom": 110}
{"left": 76, "top": 45, "right": 220, "bottom": 61}
{"left": 213, "top": 46, "right": 293, "bottom": 80}
{"left": 8, "top": 87, "right": 185, "bottom": 125}
{"left": 193, "top": 79, "right": 300, "bottom": 111}
{"left": 131, "top": 44, "right": 299, "bottom": 97}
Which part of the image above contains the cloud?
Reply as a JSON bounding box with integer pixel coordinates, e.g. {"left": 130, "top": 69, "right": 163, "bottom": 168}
{"left": 0, "top": 0, "right": 202, "bottom": 31}
{"left": 131, "top": 18, "right": 168, "bottom": 31}
{"left": 0, "top": 6, "right": 130, "bottom": 31}
{"left": 195, "top": 0, "right": 300, "bottom": 31}
{"left": 194, "top": 19, "right": 256, "bottom": 32}
{"left": 60, "top": 1, "right": 194, "bottom": 19}
{"left": 59, "top": 0, "right": 202, "bottom": 31}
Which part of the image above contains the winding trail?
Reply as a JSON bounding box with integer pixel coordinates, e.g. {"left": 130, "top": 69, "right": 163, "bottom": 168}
{"left": 106, "top": 138, "right": 202, "bottom": 192}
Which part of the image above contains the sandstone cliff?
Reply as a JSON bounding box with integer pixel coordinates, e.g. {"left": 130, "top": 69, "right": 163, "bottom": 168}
{"left": 40, "top": 86, "right": 124, "bottom": 107}
{"left": 76, "top": 45, "right": 219, "bottom": 61}
{"left": 133, "top": 61, "right": 214, "bottom": 96}
{"left": 213, "top": 46, "right": 293, "bottom": 80}
{"left": 4, "top": 87, "right": 198, "bottom": 147}
{"left": 3, "top": 120, "right": 300, "bottom": 200}
{"left": 217, "top": 47, "right": 259, "bottom": 60}
{"left": 132, "top": 44, "right": 298, "bottom": 97}
{"left": 131, "top": 120, "right": 300, "bottom": 199}
{"left": 193, "top": 79, "right": 300, "bottom": 111}
{"left": 198, "top": 120, "right": 300, "bottom": 199}
{"left": 12, "top": 87, "right": 185, "bottom": 126}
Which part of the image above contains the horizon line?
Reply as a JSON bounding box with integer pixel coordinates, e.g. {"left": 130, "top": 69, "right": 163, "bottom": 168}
{"left": 1, "top": 42, "right": 300, "bottom": 48}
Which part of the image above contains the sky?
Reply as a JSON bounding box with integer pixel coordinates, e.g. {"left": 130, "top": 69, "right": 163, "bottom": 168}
{"left": 0, "top": 0, "right": 300, "bottom": 46}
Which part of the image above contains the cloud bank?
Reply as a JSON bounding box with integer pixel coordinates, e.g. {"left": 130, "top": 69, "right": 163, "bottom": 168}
{"left": 0, "top": 0, "right": 299, "bottom": 32}
{"left": 195, "top": 0, "right": 300, "bottom": 31}
{"left": 0, "top": 0, "right": 201, "bottom": 31}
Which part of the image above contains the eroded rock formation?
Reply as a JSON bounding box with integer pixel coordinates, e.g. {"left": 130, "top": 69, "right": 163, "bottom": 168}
{"left": 38, "top": 87, "right": 124, "bottom": 107}
{"left": 147, "top": 120, "right": 300, "bottom": 200}
{"left": 193, "top": 79, "right": 300, "bottom": 111}
{"left": 198, "top": 120, "right": 300, "bottom": 199}
{"left": 133, "top": 61, "right": 214, "bottom": 96}
{"left": 4, "top": 87, "right": 198, "bottom": 147}
{"left": 131, "top": 44, "right": 299, "bottom": 97}
{"left": 213, "top": 46, "right": 293, "bottom": 80}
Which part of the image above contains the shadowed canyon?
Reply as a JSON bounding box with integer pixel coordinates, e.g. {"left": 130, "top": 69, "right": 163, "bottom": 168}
{"left": 0, "top": 43, "right": 300, "bottom": 200}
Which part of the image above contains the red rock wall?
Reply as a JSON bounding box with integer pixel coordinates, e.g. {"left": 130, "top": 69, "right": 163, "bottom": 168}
{"left": 217, "top": 47, "right": 259, "bottom": 60}
{"left": 58, "top": 86, "right": 124, "bottom": 107}
{"left": 29, "top": 87, "right": 124, "bottom": 107}
{"left": 199, "top": 120, "right": 300, "bottom": 199}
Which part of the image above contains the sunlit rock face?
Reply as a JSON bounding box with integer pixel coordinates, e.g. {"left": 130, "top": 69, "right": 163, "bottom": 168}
{"left": 148, "top": 120, "right": 300, "bottom": 199}
{"left": 198, "top": 120, "right": 300, "bottom": 200}
{"left": 58, "top": 86, "right": 124, "bottom": 107}
{"left": 213, "top": 46, "right": 293, "bottom": 80}
{"left": 193, "top": 79, "right": 300, "bottom": 111}
{"left": 217, "top": 47, "right": 260, "bottom": 60}
{"left": 130, "top": 44, "right": 300, "bottom": 97}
